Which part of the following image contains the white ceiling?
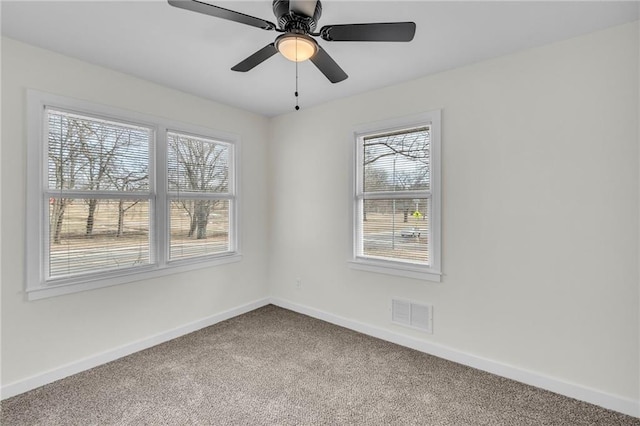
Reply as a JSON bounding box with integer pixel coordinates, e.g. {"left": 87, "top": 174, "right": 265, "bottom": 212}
{"left": 2, "top": 1, "right": 639, "bottom": 117}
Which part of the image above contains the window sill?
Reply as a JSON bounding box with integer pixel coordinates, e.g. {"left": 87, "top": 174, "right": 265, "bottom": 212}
{"left": 348, "top": 258, "right": 441, "bottom": 282}
{"left": 26, "top": 253, "right": 243, "bottom": 301}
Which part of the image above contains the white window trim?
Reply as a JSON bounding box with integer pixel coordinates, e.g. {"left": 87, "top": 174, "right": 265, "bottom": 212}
{"left": 349, "top": 111, "right": 442, "bottom": 282}
{"left": 26, "top": 90, "right": 242, "bottom": 300}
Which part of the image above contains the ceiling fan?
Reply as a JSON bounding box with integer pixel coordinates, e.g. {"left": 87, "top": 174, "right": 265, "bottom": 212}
{"left": 167, "top": 0, "right": 416, "bottom": 83}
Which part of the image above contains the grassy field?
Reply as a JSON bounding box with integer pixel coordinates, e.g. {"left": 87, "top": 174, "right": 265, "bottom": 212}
{"left": 47, "top": 201, "right": 428, "bottom": 277}
{"left": 48, "top": 199, "right": 229, "bottom": 277}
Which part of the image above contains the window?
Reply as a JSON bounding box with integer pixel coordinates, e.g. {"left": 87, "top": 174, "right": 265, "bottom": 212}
{"left": 26, "top": 91, "right": 240, "bottom": 299}
{"left": 45, "top": 109, "right": 153, "bottom": 279}
{"left": 351, "top": 111, "right": 441, "bottom": 281}
{"left": 167, "top": 132, "right": 234, "bottom": 260}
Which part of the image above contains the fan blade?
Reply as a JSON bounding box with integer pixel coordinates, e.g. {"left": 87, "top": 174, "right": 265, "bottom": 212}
{"left": 320, "top": 22, "right": 416, "bottom": 42}
{"left": 289, "top": 0, "right": 318, "bottom": 18}
{"left": 231, "top": 43, "right": 278, "bottom": 72}
{"left": 168, "top": 0, "right": 276, "bottom": 30}
{"left": 309, "top": 46, "right": 348, "bottom": 83}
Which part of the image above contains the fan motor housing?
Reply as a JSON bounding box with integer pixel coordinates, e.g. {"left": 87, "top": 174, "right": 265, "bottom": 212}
{"left": 272, "top": 0, "right": 322, "bottom": 33}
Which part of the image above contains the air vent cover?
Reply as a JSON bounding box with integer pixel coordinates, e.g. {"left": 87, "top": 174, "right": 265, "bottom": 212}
{"left": 392, "top": 299, "right": 433, "bottom": 333}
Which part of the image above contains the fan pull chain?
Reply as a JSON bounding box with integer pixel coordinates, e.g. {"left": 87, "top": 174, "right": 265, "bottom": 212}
{"left": 294, "top": 37, "right": 300, "bottom": 111}
{"left": 295, "top": 60, "right": 300, "bottom": 111}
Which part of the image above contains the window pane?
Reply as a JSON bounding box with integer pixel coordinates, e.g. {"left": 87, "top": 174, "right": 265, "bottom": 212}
{"left": 47, "top": 110, "right": 150, "bottom": 191}
{"left": 363, "top": 127, "right": 430, "bottom": 192}
{"left": 362, "top": 198, "right": 430, "bottom": 264}
{"left": 169, "top": 199, "right": 230, "bottom": 260}
{"left": 167, "top": 132, "right": 229, "bottom": 193}
{"left": 48, "top": 198, "right": 150, "bottom": 278}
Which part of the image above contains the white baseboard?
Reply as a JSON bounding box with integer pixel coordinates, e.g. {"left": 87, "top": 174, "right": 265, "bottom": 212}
{"left": 4, "top": 296, "right": 638, "bottom": 418}
{"left": 1, "top": 297, "right": 270, "bottom": 400}
{"left": 269, "top": 297, "right": 640, "bottom": 418}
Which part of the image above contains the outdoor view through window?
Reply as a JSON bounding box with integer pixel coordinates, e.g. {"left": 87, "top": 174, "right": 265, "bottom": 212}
{"left": 167, "top": 132, "right": 232, "bottom": 260}
{"left": 45, "top": 109, "right": 233, "bottom": 284}
{"left": 47, "top": 109, "right": 152, "bottom": 278}
{"left": 359, "top": 126, "right": 431, "bottom": 265}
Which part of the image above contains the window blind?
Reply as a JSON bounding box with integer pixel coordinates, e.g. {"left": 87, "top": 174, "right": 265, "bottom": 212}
{"left": 45, "top": 108, "right": 152, "bottom": 279}
{"left": 167, "top": 131, "right": 233, "bottom": 260}
{"left": 359, "top": 126, "right": 431, "bottom": 265}
{"left": 363, "top": 127, "right": 430, "bottom": 193}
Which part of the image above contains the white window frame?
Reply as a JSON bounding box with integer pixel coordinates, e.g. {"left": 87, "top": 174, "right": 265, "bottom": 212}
{"left": 26, "top": 90, "right": 242, "bottom": 300}
{"left": 349, "top": 111, "right": 441, "bottom": 281}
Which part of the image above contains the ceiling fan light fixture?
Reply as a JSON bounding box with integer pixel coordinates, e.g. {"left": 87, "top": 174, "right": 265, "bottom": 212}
{"left": 168, "top": 0, "right": 416, "bottom": 84}
{"left": 276, "top": 33, "right": 317, "bottom": 62}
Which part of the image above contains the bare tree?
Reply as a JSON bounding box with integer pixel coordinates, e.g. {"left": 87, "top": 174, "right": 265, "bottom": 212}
{"left": 107, "top": 131, "right": 149, "bottom": 237}
{"left": 394, "top": 168, "right": 429, "bottom": 222}
{"left": 74, "top": 121, "right": 149, "bottom": 236}
{"left": 363, "top": 166, "right": 389, "bottom": 221}
{"left": 48, "top": 116, "right": 85, "bottom": 244}
{"left": 111, "top": 172, "right": 148, "bottom": 237}
{"left": 363, "top": 130, "right": 430, "bottom": 167}
{"left": 169, "top": 135, "right": 228, "bottom": 239}
{"left": 77, "top": 122, "right": 122, "bottom": 236}
{"left": 363, "top": 129, "right": 430, "bottom": 222}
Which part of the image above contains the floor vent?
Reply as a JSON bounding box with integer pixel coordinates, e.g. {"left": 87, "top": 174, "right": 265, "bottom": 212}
{"left": 392, "top": 299, "right": 433, "bottom": 334}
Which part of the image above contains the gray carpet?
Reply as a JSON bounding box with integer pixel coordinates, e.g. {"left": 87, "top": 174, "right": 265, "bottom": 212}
{"left": 2, "top": 305, "right": 638, "bottom": 425}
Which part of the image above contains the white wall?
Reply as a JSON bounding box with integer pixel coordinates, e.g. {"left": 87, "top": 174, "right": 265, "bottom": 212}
{"left": 1, "top": 38, "right": 270, "bottom": 386}
{"left": 268, "top": 21, "right": 639, "bottom": 404}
